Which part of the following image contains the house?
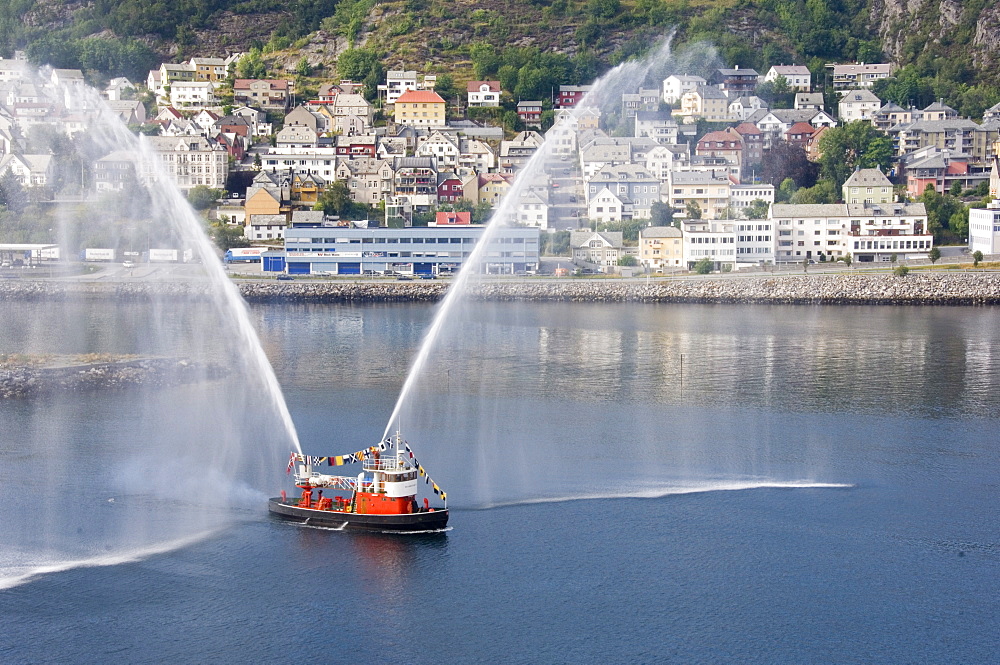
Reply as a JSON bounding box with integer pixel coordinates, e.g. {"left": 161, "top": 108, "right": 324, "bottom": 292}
{"left": 662, "top": 75, "right": 706, "bottom": 104}
{"left": 94, "top": 151, "right": 135, "bottom": 192}
{"left": 622, "top": 93, "right": 642, "bottom": 118}
{"left": 499, "top": 131, "right": 544, "bottom": 172}
{"left": 416, "top": 131, "right": 460, "bottom": 168}
{"left": 751, "top": 109, "right": 837, "bottom": 148}
{"left": 285, "top": 105, "right": 327, "bottom": 134}
{"left": 891, "top": 119, "right": 994, "bottom": 162}
{"left": 556, "top": 85, "right": 592, "bottom": 108}
{"left": 516, "top": 101, "right": 543, "bottom": 128}
{"left": 764, "top": 65, "right": 812, "bottom": 91}
{"left": 215, "top": 132, "right": 248, "bottom": 161}
{"left": 681, "top": 218, "right": 736, "bottom": 269}
{"left": 394, "top": 89, "right": 447, "bottom": 128}
{"left": 711, "top": 67, "right": 759, "bottom": 97}
{"left": 795, "top": 92, "right": 825, "bottom": 111}
{"left": 729, "top": 95, "right": 767, "bottom": 121}
{"left": 106, "top": 100, "right": 146, "bottom": 125}
{"left": 695, "top": 130, "right": 742, "bottom": 178}
{"left": 189, "top": 57, "right": 230, "bottom": 82}
{"left": 380, "top": 70, "right": 419, "bottom": 105}
{"left": 571, "top": 231, "right": 625, "bottom": 271}
{"left": 469, "top": 173, "right": 514, "bottom": 208}
{"left": 731, "top": 123, "right": 764, "bottom": 167}
{"left": 921, "top": 101, "right": 959, "bottom": 122}
{"left": 639, "top": 226, "right": 683, "bottom": 271}
{"left": 276, "top": 125, "right": 318, "bottom": 148}
{"left": 588, "top": 187, "right": 630, "bottom": 224}
{"left": 467, "top": 81, "right": 501, "bottom": 107}
{"left": 104, "top": 77, "right": 135, "bottom": 101}
{"left": 873, "top": 102, "right": 914, "bottom": 131}
{"left": 831, "top": 63, "right": 894, "bottom": 89}
{"left": 676, "top": 86, "right": 730, "bottom": 122}
{"left": 145, "top": 136, "right": 229, "bottom": 191}
{"left": 667, "top": 171, "right": 733, "bottom": 219}
{"left": 436, "top": 173, "right": 464, "bottom": 204}
{"left": 325, "top": 94, "right": 373, "bottom": 133}
{"left": 900, "top": 148, "right": 989, "bottom": 197}
{"left": 586, "top": 164, "right": 660, "bottom": 218}
{"left": 784, "top": 122, "right": 816, "bottom": 149}
{"left": 838, "top": 89, "right": 882, "bottom": 122}
{"left": 771, "top": 197, "right": 930, "bottom": 263}
{"left": 458, "top": 137, "right": 495, "bottom": 173}
{"left": 0, "top": 57, "right": 29, "bottom": 83}
{"left": 969, "top": 200, "right": 1000, "bottom": 254}
{"left": 509, "top": 185, "right": 551, "bottom": 229}
{"left": 336, "top": 157, "right": 394, "bottom": 205}
{"left": 842, "top": 168, "right": 892, "bottom": 204}
{"left": 0, "top": 153, "right": 54, "bottom": 187}
{"left": 393, "top": 156, "right": 439, "bottom": 208}
{"left": 233, "top": 79, "right": 292, "bottom": 109}
{"left": 169, "top": 81, "right": 219, "bottom": 109}
{"left": 544, "top": 110, "right": 578, "bottom": 157}
{"left": 289, "top": 171, "right": 326, "bottom": 207}
{"left": 634, "top": 111, "right": 678, "bottom": 144}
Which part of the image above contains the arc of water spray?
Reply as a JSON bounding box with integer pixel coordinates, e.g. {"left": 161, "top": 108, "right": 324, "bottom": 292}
{"left": 72, "top": 83, "right": 303, "bottom": 454}
{"left": 382, "top": 34, "right": 680, "bottom": 441}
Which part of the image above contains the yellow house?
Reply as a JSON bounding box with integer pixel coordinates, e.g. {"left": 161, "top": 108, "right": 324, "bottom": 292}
{"left": 639, "top": 226, "right": 683, "bottom": 271}
{"left": 394, "top": 90, "right": 447, "bottom": 128}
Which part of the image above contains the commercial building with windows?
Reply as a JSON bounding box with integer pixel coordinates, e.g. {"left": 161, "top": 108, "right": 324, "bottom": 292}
{"left": 279, "top": 225, "right": 540, "bottom": 276}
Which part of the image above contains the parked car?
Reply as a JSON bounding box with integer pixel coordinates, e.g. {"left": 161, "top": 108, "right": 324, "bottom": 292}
{"left": 122, "top": 260, "right": 135, "bottom": 269}
{"left": 396, "top": 274, "right": 413, "bottom": 281}
{"left": 419, "top": 274, "right": 437, "bottom": 279}
{"left": 277, "top": 275, "right": 295, "bottom": 281}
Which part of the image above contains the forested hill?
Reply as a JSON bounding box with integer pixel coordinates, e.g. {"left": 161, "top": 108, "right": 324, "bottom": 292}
{"left": 1, "top": 0, "right": 998, "bottom": 115}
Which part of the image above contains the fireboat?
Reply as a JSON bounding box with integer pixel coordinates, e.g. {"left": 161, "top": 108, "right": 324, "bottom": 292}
{"left": 268, "top": 432, "right": 449, "bottom": 532}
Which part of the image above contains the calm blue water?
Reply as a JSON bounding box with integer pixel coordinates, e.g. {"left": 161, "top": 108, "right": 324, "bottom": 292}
{"left": 1, "top": 301, "right": 999, "bottom": 663}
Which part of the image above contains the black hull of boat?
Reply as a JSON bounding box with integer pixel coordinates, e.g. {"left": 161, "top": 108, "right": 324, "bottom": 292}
{"left": 268, "top": 498, "right": 449, "bottom": 532}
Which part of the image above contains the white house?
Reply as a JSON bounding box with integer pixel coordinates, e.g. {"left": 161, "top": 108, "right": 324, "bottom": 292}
{"left": 969, "top": 200, "right": 1000, "bottom": 255}
{"left": 169, "top": 81, "right": 219, "bottom": 109}
{"left": 588, "top": 187, "right": 629, "bottom": 223}
{"left": 764, "top": 65, "right": 812, "bottom": 91}
{"left": 663, "top": 75, "right": 706, "bottom": 104}
{"left": 838, "top": 89, "right": 882, "bottom": 123}
{"left": 467, "top": 81, "right": 501, "bottom": 107}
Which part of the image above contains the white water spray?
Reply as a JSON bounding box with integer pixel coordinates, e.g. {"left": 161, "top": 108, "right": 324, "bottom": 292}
{"left": 382, "top": 35, "right": 685, "bottom": 439}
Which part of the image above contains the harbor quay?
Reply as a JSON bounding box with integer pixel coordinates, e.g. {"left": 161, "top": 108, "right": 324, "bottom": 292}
{"left": 5, "top": 272, "right": 1000, "bottom": 305}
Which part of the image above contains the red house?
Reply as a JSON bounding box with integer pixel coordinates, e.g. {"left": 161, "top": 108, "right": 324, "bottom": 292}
{"left": 437, "top": 174, "right": 463, "bottom": 203}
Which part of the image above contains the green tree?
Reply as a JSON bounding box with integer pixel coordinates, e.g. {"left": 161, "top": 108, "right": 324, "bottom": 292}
{"left": 817, "top": 121, "right": 894, "bottom": 191}
{"left": 973, "top": 250, "right": 983, "bottom": 267}
{"left": 742, "top": 199, "right": 770, "bottom": 219}
{"left": 207, "top": 219, "right": 250, "bottom": 252}
{"left": 893, "top": 265, "right": 909, "bottom": 276}
{"left": 617, "top": 255, "right": 638, "bottom": 267}
{"left": 236, "top": 49, "right": 268, "bottom": 79}
{"left": 842, "top": 253, "right": 852, "bottom": 268}
{"left": 686, "top": 200, "right": 702, "bottom": 220}
{"left": 295, "top": 57, "right": 311, "bottom": 77}
{"left": 928, "top": 246, "right": 941, "bottom": 264}
{"left": 693, "top": 257, "right": 713, "bottom": 274}
{"left": 650, "top": 201, "right": 673, "bottom": 226}
{"left": 187, "top": 185, "right": 224, "bottom": 211}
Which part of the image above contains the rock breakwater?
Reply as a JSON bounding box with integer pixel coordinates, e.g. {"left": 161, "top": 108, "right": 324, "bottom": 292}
{"left": 0, "top": 358, "right": 225, "bottom": 399}
{"left": 3, "top": 273, "right": 1000, "bottom": 305}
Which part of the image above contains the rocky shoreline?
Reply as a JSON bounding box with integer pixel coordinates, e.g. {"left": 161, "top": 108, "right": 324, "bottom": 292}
{"left": 2, "top": 273, "right": 1000, "bottom": 305}
{"left": 0, "top": 357, "right": 225, "bottom": 399}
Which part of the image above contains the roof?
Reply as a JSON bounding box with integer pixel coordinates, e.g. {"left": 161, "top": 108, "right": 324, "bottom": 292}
{"left": 832, "top": 63, "right": 893, "bottom": 74}
{"left": 395, "top": 90, "right": 446, "bottom": 104}
{"left": 840, "top": 89, "right": 881, "bottom": 102}
{"left": 843, "top": 168, "right": 891, "bottom": 188}
{"left": 733, "top": 122, "right": 762, "bottom": 135}
{"left": 771, "top": 203, "right": 848, "bottom": 217}
{"left": 698, "top": 130, "right": 741, "bottom": 144}
{"left": 692, "top": 85, "right": 727, "bottom": 100}
{"left": 785, "top": 122, "right": 816, "bottom": 135}
{"left": 435, "top": 211, "right": 472, "bottom": 225}
{"left": 769, "top": 65, "right": 810, "bottom": 76}
{"left": 467, "top": 80, "right": 500, "bottom": 93}
{"left": 640, "top": 226, "right": 682, "bottom": 239}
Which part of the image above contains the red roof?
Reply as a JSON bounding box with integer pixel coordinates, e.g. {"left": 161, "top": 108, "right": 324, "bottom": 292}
{"left": 396, "top": 90, "right": 446, "bottom": 104}
{"left": 698, "top": 130, "right": 740, "bottom": 145}
{"left": 785, "top": 122, "right": 815, "bottom": 136}
{"left": 732, "top": 122, "right": 761, "bottom": 135}
{"left": 435, "top": 211, "right": 472, "bottom": 225}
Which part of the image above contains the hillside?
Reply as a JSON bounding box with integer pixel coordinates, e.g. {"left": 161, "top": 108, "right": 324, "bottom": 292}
{"left": 1, "top": 0, "right": 998, "bottom": 112}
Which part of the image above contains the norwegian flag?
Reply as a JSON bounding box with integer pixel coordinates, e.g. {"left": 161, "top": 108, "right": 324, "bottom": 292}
{"left": 286, "top": 452, "right": 295, "bottom": 475}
